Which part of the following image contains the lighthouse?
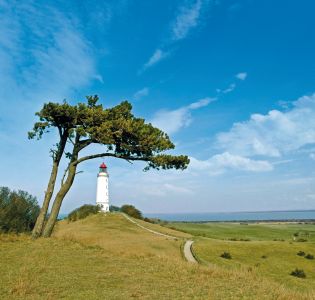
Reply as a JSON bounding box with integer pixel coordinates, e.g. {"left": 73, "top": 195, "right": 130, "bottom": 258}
{"left": 96, "top": 162, "right": 109, "bottom": 212}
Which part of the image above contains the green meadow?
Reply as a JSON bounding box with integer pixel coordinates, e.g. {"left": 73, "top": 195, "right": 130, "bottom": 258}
{"left": 165, "top": 221, "right": 315, "bottom": 242}
{"left": 166, "top": 221, "right": 315, "bottom": 292}
{"left": 2, "top": 214, "right": 315, "bottom": 299}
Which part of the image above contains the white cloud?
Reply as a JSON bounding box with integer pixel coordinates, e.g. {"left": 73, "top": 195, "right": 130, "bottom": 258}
{"left": 188, "top": 97, "right": 214, "bottom": 108}
{"left": 236, "top": 72, "right": 247, "bottom": 80}
{"left": 172, "top": 0, "right": 203, "bottom": 41}
{"left": 222, "top": 83, "right": 236, "bottom": 94}
{"left": 189, "top": 152, "right": 273, "bottom": 175}
{"left": 0, "top": 1, "right": 100, "bottom": 102}
{"left": 310, "top": 153, "right": 315, "bottom": 160}
{"left": 151, "top": 97, "right": 215, "bottom": 135}
{"left": 216, "top": 93, "right": 315, "bottom": 157}
{"left": 140, "top": 0, "right": 209, "bottom": 72}
{"left": 142, "top": 49, "right": 168, "bottom": 71}
{"left": 133, "top": 87, "right": 149, "bottom": 100}
{"left": 163, "top": 183, "right": 193, "bottom": 194}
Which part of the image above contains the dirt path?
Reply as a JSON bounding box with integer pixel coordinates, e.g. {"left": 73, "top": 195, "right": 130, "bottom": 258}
{"left": 121, "top": 213, "right": 178, "bottom": 240}
{"left": 183, "top": 240, "right": 198, "bottom": 263}
{"left": 121, "top": 213, "right": 198, "bottom": 263}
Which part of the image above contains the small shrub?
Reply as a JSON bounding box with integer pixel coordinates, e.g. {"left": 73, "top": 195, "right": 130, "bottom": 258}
{"left": 305, "top": 254, "right": 314, "bottom": 260}
{"left": 261, "top": 255, "right": 267, "bottom": 259}
{"left": 297, "top": 251, "right": 306, "bottom": 257}
{"left": 220, "top": 252, "right": 232, "bottom": 259}
{"left": 296, "top": 238, "right": 307, "bottom": 242}
{"left": 68, "top": 204, "right": 99, "bottom": 222}
{"left": 143, "top": 217, "right": 154, "bottom": 223}
{"left": 290, "top": 268, "right": 306, "bottom": 278}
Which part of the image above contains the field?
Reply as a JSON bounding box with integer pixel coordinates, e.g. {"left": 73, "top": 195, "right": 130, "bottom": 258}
{"left": 164, "top": 221, "right": 315, "bottom": 242}
{"left": 1, "top": 214, "right": 315, "bottom": 299}
{"left": 165, "top": 221, "right": 315, "bottom": 292}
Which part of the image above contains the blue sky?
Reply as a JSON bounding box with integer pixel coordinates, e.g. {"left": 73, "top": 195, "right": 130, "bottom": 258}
{"left": 0, "top": 0, "right": 315, "bottom": 214}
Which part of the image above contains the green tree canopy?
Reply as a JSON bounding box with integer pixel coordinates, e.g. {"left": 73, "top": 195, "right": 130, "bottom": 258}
{"left": 29, "top": 96, "right": 189, "bottom": 238}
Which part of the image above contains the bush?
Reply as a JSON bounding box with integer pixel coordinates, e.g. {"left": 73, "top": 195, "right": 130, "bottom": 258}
{"left": 290, "top": 268, "right": 306, "bottom": 278}
{"left": 143, "top": 217, "right": 154, "bottom": 223}
{"left": 220, "top": 252, "right": 232, "bottom": 259}
{"left": 296, "top": 238, "right": 307, "bottom": 242}
{"left": 261, "top": 255, "right": 267, "bottom": 259}
{"left": 0, "top": 187, "right": 40, "bottom": 233}
{"left": 109, "top": 205, "right": 120, "bottom": 212}
{"left": 68, "top": 204, "right": 99, "bottom": 222}
{"left": 297, "top": 251, "right": 305, "bottom": 257}
{"left": 120, "top": 204, "right": 143, "bottom": 220}
{"left": 305, "top": 254, "right": 314, "bottom": 260}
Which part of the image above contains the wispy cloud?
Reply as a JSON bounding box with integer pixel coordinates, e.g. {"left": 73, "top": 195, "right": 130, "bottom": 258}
{"left": 141, "top": 0, "right": 209, "bottom": 72}
{"left": 310, "top": 153, "right": 315, "bottom": 161}
{"left": 133, "top": 87, "right": 149, "bottom": 100}
{"left": 141, "top": 49, "right": 168, "bottom": 73}
{"left": 151, "top": 97, "right": 216, "bottom": 135}
{"left": 216, "top": 72, "right": 247, "bottom": 94}
{"left": 171, "top": 0, "right": 203, "bottom": 41}
{"left": 0, "top": 1, "right": 101, "bottom": 103}
{"left": 236, "top": 72, "right": 247, "bottom": 80}
{"left": 222, "top": 83, "right": 236, "bottom": 94}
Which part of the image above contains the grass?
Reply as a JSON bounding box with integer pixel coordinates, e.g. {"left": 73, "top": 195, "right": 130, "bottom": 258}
{"left": 0, "top": 214, "right": 314, "bottom": 299}
{"left": 164, "top": 221, "right": 315, "bottom": 242}
{"left": 165, "top": 221, "right": 315, "bottom": 292}
{"left": 193, "top": 238, "right": 315, "bottom": 291}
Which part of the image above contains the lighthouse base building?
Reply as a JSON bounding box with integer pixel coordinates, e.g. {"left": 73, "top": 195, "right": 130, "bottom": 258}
{"left": 96, "top": 162, "right": 110, "bottom": 212}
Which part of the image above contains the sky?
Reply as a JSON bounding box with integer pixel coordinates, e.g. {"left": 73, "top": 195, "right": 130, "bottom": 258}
{"left": 0, "top": 0, "right": 315, "bottom": 214}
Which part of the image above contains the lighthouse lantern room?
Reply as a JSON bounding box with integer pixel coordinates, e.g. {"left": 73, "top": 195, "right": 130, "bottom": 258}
{"left": 96, "top": 162, "right": 109, "bottom": 212}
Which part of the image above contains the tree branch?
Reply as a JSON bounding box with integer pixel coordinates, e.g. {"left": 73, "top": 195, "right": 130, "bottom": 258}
{"left": 68, "top": 136, "right": 75, "bottom": 146}
{"left": 61, "top": 164, "right": 70, "bottom": 185}
{"left": 77, "top": 138, "right": 93, "bottom": 151}
{"left": 74, "top": 152, "right": 150, "bottom": 166}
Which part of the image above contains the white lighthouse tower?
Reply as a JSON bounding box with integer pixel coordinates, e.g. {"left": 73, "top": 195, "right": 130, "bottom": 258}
{"left": 96, "top": 162, "right": 109, "bottom": 212}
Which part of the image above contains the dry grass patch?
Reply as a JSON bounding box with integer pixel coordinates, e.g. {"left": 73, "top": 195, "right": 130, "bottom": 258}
{"left": 1, "top": 214, "right": 314, "bottom": 299}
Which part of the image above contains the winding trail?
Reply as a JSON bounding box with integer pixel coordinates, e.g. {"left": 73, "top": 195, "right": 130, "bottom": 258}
{"left": 183, "top": 240, "right": 198, "bottom": 263}
{"left": 121, "top": 213, "right": 197, "bottom": 263}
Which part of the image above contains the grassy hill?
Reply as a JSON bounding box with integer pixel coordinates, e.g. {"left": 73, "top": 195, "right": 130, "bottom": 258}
{"left": 1, "top": 214, "right": 314, "bottom": 299}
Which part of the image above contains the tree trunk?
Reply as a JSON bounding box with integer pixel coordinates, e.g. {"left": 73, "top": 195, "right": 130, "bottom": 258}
{"left": 31, "top": 162, "right": 59, "bottom": 238}
{"left": 32, "top": 133, "right": 67, "bottom": 239}
{"left": 41, "top": 163, "right": 77, "bottom": 238}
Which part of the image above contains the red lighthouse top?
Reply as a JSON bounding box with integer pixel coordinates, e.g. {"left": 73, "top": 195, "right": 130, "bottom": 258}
{"left": 100, "top": 162, "right": 107, "bottom": 168}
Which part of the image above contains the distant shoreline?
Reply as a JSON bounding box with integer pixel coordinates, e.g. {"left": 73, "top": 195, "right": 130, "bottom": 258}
{"left": 144, "top": 210, "right": 315, "bottom": 222}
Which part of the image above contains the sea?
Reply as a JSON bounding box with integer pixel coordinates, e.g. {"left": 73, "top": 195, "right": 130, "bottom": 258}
{"left": 144, "top": 210, "right": 315, "bottom": 222}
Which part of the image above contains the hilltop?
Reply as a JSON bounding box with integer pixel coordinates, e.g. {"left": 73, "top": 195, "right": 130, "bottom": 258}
{"left": 0, "top": 213, "right": 314, "bottom": 299}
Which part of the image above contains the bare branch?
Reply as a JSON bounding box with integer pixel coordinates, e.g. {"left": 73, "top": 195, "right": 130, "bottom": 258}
{"left": 61, "top": 164, "right": 70, "bottom": 185}
{"left": 75, "top": 171, "right": 84, "bottom": 175}
{"left": 68, "top": 136, "right": 75, "bottom": 146}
